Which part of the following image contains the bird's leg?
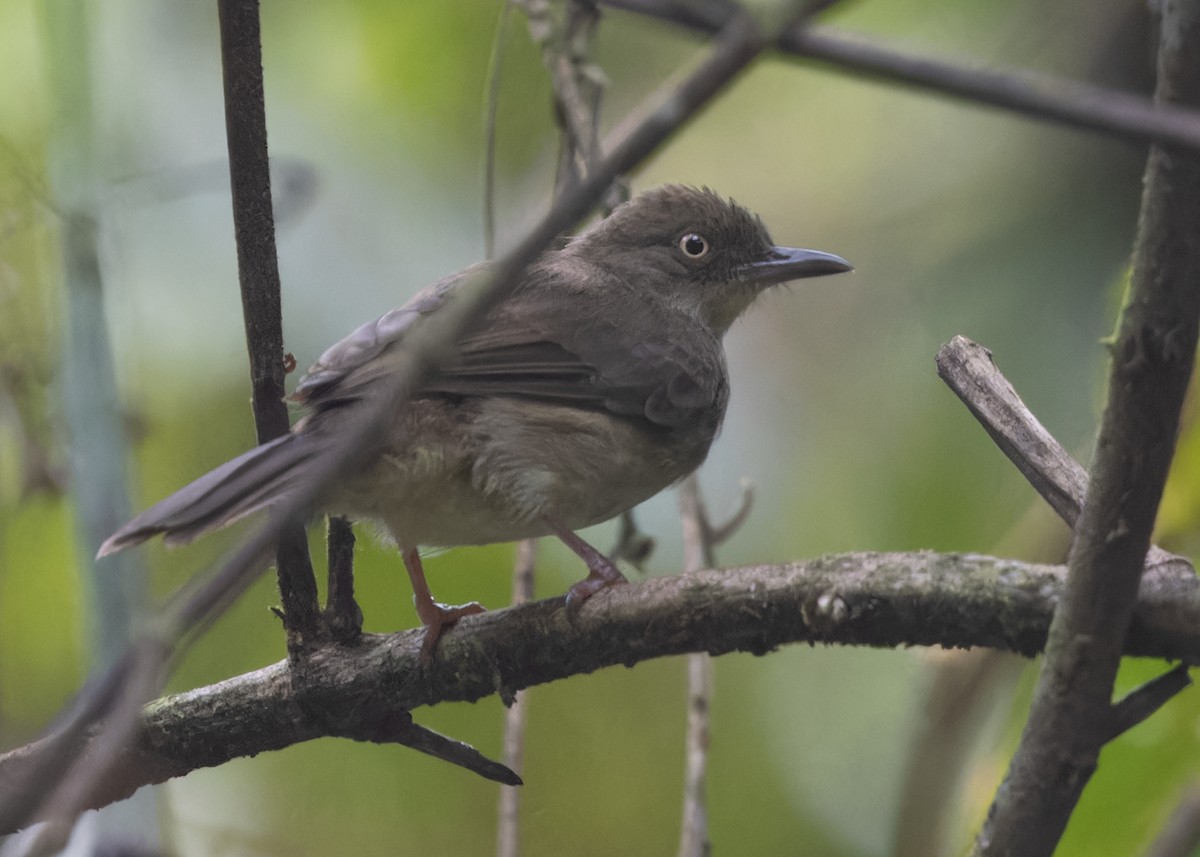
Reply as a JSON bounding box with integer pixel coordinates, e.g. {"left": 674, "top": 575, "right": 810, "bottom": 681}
{"left": 543, "top": 517, "right": 629, "bottom": 607}
{"left": 402, "top": 547, "right": 485, "bottom": 661}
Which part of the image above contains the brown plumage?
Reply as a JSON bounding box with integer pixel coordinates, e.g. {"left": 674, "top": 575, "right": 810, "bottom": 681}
{"left": 100, "top": 186, "right": 851, "bottom": 657}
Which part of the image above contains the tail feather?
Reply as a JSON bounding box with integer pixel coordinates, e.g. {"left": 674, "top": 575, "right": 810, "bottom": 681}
{"left": 97, "top": 433, "right": 319, "bottom": 557}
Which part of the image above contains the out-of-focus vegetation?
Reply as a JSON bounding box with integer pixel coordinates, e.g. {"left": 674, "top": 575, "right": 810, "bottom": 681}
{"left": 2, "top": 1, "right": 1198, "bottom": 855}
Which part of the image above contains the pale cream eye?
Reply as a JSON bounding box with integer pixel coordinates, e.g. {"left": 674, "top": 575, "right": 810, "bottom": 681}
{"left": 678, "top": 233, "right": 710, "bottom": 259}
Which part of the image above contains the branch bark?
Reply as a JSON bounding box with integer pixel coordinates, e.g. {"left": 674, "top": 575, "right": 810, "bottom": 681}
{"left": 973, "top": 2, "right": 1200, "bottom": 853}
{"left": 2, "top": 550, "right": 1199, "bottom": 832}
{"left": 217, "top": 0, "right": 321, "bottom": 642}
{"left": 601, "top": 0, "right": 1200, "bottom": 151}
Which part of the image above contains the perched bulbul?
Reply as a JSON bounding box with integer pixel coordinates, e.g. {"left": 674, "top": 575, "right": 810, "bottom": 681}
{"left": 99, "top": 185, "right": 851, "bottom": 657}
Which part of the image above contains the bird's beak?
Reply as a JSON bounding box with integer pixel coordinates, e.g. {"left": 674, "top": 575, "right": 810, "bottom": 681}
{"left": 736, "top": 246, "right": 853, "bottom": 287}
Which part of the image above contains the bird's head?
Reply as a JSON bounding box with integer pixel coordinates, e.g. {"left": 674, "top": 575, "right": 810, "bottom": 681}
{"left": 565, "top": 185, "right": 851, "bottom": 334}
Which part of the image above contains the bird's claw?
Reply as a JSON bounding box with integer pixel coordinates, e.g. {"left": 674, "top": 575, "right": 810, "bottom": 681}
{"left": 564, "top": 568, "right": 627, "bottom": 610}
{"left": 416, "top": 599, "right": 486, "bottom": 662}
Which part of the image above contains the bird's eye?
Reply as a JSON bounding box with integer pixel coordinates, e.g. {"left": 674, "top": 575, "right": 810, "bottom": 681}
{"left": 678, "top": 233, "right": 709, "bottom": 259}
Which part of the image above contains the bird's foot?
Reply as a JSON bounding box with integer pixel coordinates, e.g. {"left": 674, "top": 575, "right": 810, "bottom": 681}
{"left": 543, "top": 515, "right": 630, "bottom": 609}
{"left": 564, "top": 560, "right": 628, "bottom": 609}
{"left": 415, "top": 598, "right": 486, "bottom": 663}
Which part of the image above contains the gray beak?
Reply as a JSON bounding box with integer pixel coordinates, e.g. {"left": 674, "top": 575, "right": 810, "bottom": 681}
{"left": 736, "top": 246, "right": 853, "bottom": 287}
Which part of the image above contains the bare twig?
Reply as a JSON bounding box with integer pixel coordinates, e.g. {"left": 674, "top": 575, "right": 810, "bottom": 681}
{"left": 973, "top": 2, "right": 1200, "bottom": 852}
{"left": 391, "top": 719, "right": 521, "bottom": 786}
{"left": 936, "top": 336, "right": 1088, "bottom": 526}
{"left": 935, "top": 336, "right": 1192, "bottom": 576}
{"left": 497, "top": 539, "right": 536, "bottom": 857}
{"left": 705, "top": 481, "right": 754, "bottom": 547}
{"left": 0, "top": 6, "right": 781, "bottom": 835}
{"left": 677, "top": 650, "right": 713, "bottom": 857}
{"left": 324, "top": 516, "right": 361, "bottom": 642}
{"left": 482, "top": 0, "right": 515, "bottom": 259}
{"left": 677, "top": 477, "right": 720, "bottom": 857}
{"left": 610, "top": 510, "right": 656, "bottom": 570}
{"left": 217, "top": 0, "right": 321, "bottom": 642}
{"left": 3, "top": 549, "right": 1200, "bottom": 828}
{"left": 1105, "top": 664, "right": 1191, "bottom": 743}
{"left": 601, "top": 0, "right": 1200, "bottom": 152}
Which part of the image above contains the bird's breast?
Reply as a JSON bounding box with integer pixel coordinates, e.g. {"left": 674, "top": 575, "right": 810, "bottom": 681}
{"left": 323, "top": 395, "right": 721, "bottom": 548}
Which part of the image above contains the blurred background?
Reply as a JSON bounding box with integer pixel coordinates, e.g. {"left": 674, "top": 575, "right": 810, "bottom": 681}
{"left": 3, "top": 0, "right": 1200, "bottom": 855}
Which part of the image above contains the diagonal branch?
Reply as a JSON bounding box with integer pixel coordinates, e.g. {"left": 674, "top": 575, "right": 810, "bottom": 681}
{"left": 601, "top": 0, "right": 1200, "bottom": 152}
{"left": 936, "top": 335, "right": 1192, "bottom": 576}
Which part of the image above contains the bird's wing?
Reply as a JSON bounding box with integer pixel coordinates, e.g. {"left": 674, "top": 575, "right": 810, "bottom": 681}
{"left": 429, "top": 273, "right": 727, "bottom": 428}
{"left": 289, "top": 268, "right": 469, "bottom": 408}
{"left": 291, "top": 265, "right": 726, "bottom": 429}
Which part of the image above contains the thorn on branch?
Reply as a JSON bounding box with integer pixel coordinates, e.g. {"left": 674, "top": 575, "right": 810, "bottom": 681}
{"left": 338, "top": 708, "right": 523, "bottom": 787}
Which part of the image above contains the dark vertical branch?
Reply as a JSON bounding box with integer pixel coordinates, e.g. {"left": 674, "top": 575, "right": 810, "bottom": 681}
{"left": 324, "top": 517, "right": 361, "bottom": 642}
{"left": 216, "top": 0, "right": 320, "bottom": 642}
{"left": 974, "top": 3, "right": 1200, "bottom": 854}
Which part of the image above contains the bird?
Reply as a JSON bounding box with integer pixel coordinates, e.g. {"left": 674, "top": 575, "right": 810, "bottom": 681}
{"left": 99, "top": 185, "right": 851, "bottom": 658}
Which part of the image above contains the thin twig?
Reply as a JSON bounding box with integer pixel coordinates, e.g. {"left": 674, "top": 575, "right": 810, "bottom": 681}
{"left": 706, "top": 481, "right": 754, "bottom": 547}
{"left": 610, "top": 510, "right": 656, "bottom": 570}
{"left": 601, "top": 0, "right": 1200, "bottom": 153}
{"left": 482, "top": 1, "right": 515, "bottom": 259}
{"left": 497, "top": 539, "right": 536, "bottom": 857}
{"left": 324, "top": 516, "right": 361, "bottom": 642}
{"left": 217, "top": 0, "right": 321, "bottom": 642}
{"left": 973, "top": 1, "right": 1200, "bottom": 852}
{"left": 676, "top": 485, "right": 713, "bottom": 857}
{"left": 1105, "top": 664, "right": 1191, "bottom": 743}
{"left": 678, "top": 651, "right": 713, "bottom": 857}
{"left": 676, "top": 474, "right": 753, "bottom": 857}
{"left": 0, "top": 7, "right": 779, "bottom": 834}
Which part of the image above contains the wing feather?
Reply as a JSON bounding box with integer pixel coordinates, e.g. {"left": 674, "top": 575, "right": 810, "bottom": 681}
{"left": 290, "top": 262, "right": 726, "bottom": 429}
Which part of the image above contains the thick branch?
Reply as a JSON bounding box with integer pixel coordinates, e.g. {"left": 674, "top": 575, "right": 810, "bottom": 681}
{"left": 2, "top": 550, "right": 1199, "bottom": 830}
{"left": 975, "top": 2, "right": 1200, "bottom": 853}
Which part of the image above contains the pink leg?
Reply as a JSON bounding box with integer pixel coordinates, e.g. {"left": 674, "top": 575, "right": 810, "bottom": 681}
{"left": 542, "top": 517, "right": 629, "bottom": 607}
{"left": 402, "top": 547, "right": 485, "bottom": 661}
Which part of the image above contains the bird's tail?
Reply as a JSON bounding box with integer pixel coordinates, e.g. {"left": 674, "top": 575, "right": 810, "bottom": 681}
{"left": 98, "top": 433, "right": 321, "bottom": 558}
